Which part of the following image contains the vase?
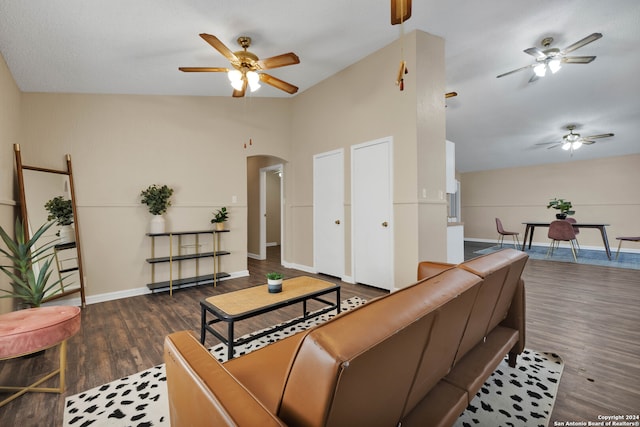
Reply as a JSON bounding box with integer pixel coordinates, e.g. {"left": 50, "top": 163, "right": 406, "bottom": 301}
{"left": 267, "top": 279, "right": 283, "bottom": 293}
{"left": 59, "top": 224, "right": 75, "bottom": 243}
{"left": 150, "top": 215, "right": 165, "bottom": 234}
{"left": 215, "top": 222, "right": 225, "bottom": 231}
{"left": 556, "top": 213, "right": 567, "bottom": 220}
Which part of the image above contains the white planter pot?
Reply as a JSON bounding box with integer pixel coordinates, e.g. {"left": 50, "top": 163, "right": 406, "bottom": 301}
{"left": 150, "top": 215, "right": 165, "bottom": 234}
{"left": 59, "top": 224, "right": 75, "bottom": 244}
{"left": 267, "top": 279, "right": 283, "bottom": 293}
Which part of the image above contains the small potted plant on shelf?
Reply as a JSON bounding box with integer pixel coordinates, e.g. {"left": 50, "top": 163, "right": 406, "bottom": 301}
{"left": 211, "top": 207, "right": 229, "bottom": 231}
{"left": 266, "top": 272, "right": 283, "bottom": 293}
{"left": 546, "top": 198, "right": 575, "bottom": 219}
{"left": 0, "top": 218, "right": 64, "bottom": 308}
{"left": 44, "top": 195, "right": 75, "bottom": 243}
{"left": 140, "top": 184, "right": 174, "bottom": 234}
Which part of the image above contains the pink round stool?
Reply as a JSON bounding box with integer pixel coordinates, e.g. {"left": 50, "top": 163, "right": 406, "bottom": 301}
{"left": 0, "top": 305, "right": 81, "bottom": 407}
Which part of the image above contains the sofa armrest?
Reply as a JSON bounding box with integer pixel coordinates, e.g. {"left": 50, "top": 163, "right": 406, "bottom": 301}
{"left": 417, "top": 261, "right": 455, "bottom": 281}
{"left": 164, "top": 331, "right": 286, "bottom": 427}
{"left": 500, "top": 278, "right": 526, "bottom": 366}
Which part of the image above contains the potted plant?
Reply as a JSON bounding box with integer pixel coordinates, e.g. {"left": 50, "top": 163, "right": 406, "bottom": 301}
{"left": 44, "top": 196, "right": 75, "bottom": 243}
{"left": 211, "top": 207, "right": 229, "bottom": 231}
{"left": 140, "top": 184, "right": 174, "bottom": 234}
{"left": 0, "top": 218, "right": 64, "bottom": 307}
{"left": 266, "top": 272, "right": 283, "bottom": 293}
{"left": 546, "top": 198, "right": 575, "bottom": 219}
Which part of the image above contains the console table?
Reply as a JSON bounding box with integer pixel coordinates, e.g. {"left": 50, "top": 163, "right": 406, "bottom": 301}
{"left": 146, "top": 230, "right": 230, "bottom": 295}
{"left": 522, "top": 222, "right": 612, "bottom": 259}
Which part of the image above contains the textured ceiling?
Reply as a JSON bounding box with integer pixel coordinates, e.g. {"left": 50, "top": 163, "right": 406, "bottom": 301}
{"left": 1, "top": 0, "right": 638, "bottom": 172}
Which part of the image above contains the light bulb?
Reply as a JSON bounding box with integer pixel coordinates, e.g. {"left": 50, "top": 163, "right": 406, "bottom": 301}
{"left": 231, "top": 79, "right": 244, "bottom": 91}
{"left": 227, "top": 70, "right": 242, "bottom": 83}
{"left": 534, "top": 64, "right": 547, "bottom": 77}
{"left": 549, "top": 59, "right": 562, "bottom": 74}
{"left": 247, "top": 71, "right": 261, "bottom": 92}
{"left": 572, "top": 140, "right": 582, "bottom": 150}
{"left": 562, "top": 142, "right": 572, "bottom": 151}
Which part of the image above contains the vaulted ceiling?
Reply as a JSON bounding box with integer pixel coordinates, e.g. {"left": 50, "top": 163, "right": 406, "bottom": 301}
{"left": 1, "top": 0, "right": 638, "bottom": 172}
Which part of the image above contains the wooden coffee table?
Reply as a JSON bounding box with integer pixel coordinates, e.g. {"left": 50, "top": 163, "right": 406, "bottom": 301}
{"left": 200, "top": 276, "right": 341, "bottom": 360}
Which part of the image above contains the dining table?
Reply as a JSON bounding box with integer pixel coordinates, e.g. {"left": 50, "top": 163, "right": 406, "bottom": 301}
{"left": 521, "top": 221, "right": 612, "bottom": 259}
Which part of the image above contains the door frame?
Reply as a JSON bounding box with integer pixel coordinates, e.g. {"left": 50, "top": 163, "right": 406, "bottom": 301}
{"left": 259, "top": 164, "right": 284, "bottom": 261}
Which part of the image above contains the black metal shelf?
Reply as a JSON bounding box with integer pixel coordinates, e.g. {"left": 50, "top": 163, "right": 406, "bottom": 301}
{"left": 145, "top": 251, "right": 230, "bottom": 264}
{"left": 147, "top": 272, "right": 231, "bottom": 292}
{"left": 146, "top": 229, "right": 230, "bottom": 294}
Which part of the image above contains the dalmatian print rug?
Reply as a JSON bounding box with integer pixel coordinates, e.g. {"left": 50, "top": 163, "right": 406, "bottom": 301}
{"left": 454, "top": 349, "right": 564, "bottom": 427}
{"left": 63, "top": 298, "right": 563, "bottom": 427}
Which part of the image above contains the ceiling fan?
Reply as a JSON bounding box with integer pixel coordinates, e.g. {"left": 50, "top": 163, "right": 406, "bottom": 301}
{"left": 536, "top": 125, "right": 614, "bottom": 154}
{"left": 179, "top": 34, "right": 300, "bottom": 97}
{"left": 497, "top": 33, "right": 602, "bottom": 83}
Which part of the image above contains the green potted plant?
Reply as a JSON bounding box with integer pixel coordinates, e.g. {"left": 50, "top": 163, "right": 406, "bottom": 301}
{"left": 211, "top": 207, "right": 229, "bottom": 231}
{"left": 266, "top": 272, "right": 283, "bottom": 293}
{"left": 140, "top": 184, "right": 174, "bottom": 234}
{"left": 44, "top": 196, "right": 75, "bottom": 243}
{"left": 0, "top": 218, "right": 64, "bottom": 307}
{"left": 546, "top": 198, "right": 575, "bottom": 219}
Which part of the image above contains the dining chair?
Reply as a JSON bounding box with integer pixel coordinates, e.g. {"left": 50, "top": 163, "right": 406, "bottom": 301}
{"left": 565, "top": 217, "right": 581, "bottom": 250}
{"left": 495, "top": 218, "right": 521, "bottom": 250}
{"left": 546, "top": 220, "right": 578, "bottom": 262}
{"left": 615, "top": 236, "right": 640, "bottom": 260}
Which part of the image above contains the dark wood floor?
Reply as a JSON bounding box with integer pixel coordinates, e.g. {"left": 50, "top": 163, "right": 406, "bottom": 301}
{"left": 1, "top": 244, "right": 639, "bottom": 426}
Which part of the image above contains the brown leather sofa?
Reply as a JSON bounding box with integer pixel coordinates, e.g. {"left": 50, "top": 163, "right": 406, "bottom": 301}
{"left": 164, "top": 248, "right": 528, "bottom": 427}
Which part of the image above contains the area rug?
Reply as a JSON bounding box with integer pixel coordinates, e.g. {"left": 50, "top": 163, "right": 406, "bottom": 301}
{"left": 63, "top": 298, "right": 564, "bottom": 427}
{"left": 476, "top": 244, "right": 640, "bottom": 270}
{"left": 454, "top": 349, "right": 563, "bottom": 427}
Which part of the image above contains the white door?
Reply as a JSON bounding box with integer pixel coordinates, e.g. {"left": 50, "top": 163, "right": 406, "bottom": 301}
{"left": 351, "top": 137, "right": 394, "bottom": 290}
{"left": 313, "top": 149, "right": 344, "bottom": 278}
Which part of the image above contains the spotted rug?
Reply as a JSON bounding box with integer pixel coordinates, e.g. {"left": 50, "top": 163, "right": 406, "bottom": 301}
{"left": 63, "top": 298, "right": 563, "bottom": 427}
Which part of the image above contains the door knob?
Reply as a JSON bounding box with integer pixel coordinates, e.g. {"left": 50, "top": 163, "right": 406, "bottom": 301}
{"left": 335, "top": 219, "right": 341, "bottom": 225}
{"left": 382, "top": 221, "right": 388, "bottom": 227}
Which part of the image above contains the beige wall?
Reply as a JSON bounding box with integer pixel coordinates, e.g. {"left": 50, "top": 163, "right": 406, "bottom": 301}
{"left": 288, "top": 30, "right": 446, "bottom": 288}
{"left": 0, "top": 52, "right": 21, "bottom": 313}
{"left": 15, "top": 93, "right": 291, "bottom": 305}
{"left": 461, "top": 154, "right": 640, "bottom": 249}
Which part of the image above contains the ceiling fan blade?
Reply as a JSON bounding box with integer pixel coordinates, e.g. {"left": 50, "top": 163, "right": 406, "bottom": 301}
{"left": 584, "top": 133, "right": 614, "bottom": 139}
{"left": 496, "top": 64, "right": 534, "bottom": 78}
{"left": 535, "top": 141, "right": 560, "bottom": 146}
{"left": 581, "top": 140, "right": 596, "bottom": 145}
{"left": 391, "top": 0, "right": 412, "bottom": 25}
{"left": 546, "top": 143, "right": 561, "bottom": 149}
{"left": 232, "top": 79, "right": 247, "bottom": 98}
{"left": 562, "top": 56, "right": 596, "bottom": 64}
{"left": 257, "top": 53, "right": 300, "bottom": 70}
{"left": 259, "top": 73, "right": 299, "bottom": 94}
{"left": 200, "top": 33, "right": 238, "bottom": 63}
{"left": 524, "top": 47, "right": 547, "bottom": 59}
{"left": 528, "top": 72, "right": 540, "bottom": 83}
{"left": 179, "top": 67, "right": 229, "bottom": 72}
{"left": 561, "top": 32, "right": 602, "bottom": 54}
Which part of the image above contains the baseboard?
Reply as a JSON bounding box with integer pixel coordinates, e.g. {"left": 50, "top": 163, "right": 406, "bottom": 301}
{"left": 266, "top": 242, "right": 279, "bottom": 247}
{"left": 282, "top": 260, "right": 316, "bottom": 274}
{"left": 41, "top": 270, "right": 250, "bottom": 307}
{"left": 247, "top": 252, "right": 263, "bottom": 260}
